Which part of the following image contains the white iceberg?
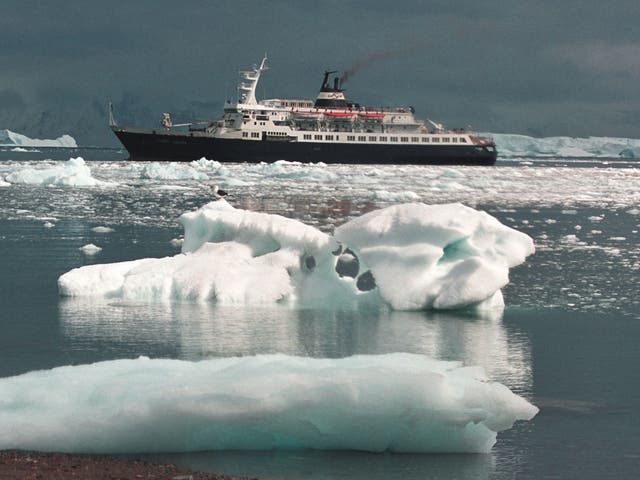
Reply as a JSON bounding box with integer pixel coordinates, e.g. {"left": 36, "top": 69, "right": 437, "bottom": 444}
{"left": 0, "top": 129, "right": 77, "bottom": 147}
{"left": 59, "top": 201, "right": 534, "bottom": 311}
{"left": 170, "top": 237, "right": 184, "bottom": 247}
{"left": 91, "top": 226, "right": 115, "bottom": 233}
{"left": 334, "top": 203, "right": 533, "bottom": 310}
{"left": 0, "top": 353, "right": 538, "bottom": 454}
{"left": 190, "top": 157, "right": 221, "bottom": 168}
{"left": 80, "top": 243, "right": 102, "bottom": 255}
{"left": 0, "top": 176, "right": 10, "bottom": 187}
{"left": 5, "top": 157, "right": 115, "bottom": 187}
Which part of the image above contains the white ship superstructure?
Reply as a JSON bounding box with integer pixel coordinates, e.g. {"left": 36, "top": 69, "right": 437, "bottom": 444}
{"left": 206, "top": 56, "right": 489, "bottom": 148}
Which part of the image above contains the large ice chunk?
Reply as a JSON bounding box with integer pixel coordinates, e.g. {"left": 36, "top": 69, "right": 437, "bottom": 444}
{"left": 5, "top": 157, "right": 114, "bottom": 187}
{"left": 334, "top": 203, "right": 534, "bottom": 310}
{"left": 58, "top": 201, "right": 534, "bottom": 310}
{"left": 0, "top": 353, "right": 538, "bottom": 454}
{"left": 0, "top": 129, "right": 77, "bottom": 147}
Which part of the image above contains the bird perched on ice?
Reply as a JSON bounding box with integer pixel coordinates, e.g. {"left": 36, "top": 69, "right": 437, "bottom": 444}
{"left": 211, "top": 185, "right": 229, "bottom": 200}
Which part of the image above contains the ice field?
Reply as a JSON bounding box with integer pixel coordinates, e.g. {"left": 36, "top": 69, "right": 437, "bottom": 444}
{"left": 0, "top": 154, "right": 638, "bottom": 317}
{"left": 0, "top": 150, "right": 639, "bottom": 479}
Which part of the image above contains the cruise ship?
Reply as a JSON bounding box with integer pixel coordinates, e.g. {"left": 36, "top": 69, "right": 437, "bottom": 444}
{"left": 110, "top": 57, "right": 497, "bottom": 165}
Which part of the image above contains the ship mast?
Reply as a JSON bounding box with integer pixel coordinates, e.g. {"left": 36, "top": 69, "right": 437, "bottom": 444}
{"left": 238, "top": 55, "right": 268, "bottom": 105}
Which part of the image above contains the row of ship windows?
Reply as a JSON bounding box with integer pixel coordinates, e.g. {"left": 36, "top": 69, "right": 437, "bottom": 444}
{"left": 281, "top": 101, "right": 314, "bottom": 108}
{"left": 301, "top": 134, "right": 467, "bottom": 143}
{"left": 242, "top": 131, "right": 288, "bottom": 138}
{"left": 239, "top": 132, "right": 469, "bottom": 143}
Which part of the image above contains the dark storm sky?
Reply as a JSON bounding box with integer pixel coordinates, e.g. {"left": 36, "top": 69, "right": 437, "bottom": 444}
{"left": 1, "top": 0, "right": 639, "bottom": 144}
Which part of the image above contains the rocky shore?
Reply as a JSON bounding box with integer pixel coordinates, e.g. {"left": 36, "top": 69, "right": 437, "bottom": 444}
{"left": 0, "top": 450, "right": 255, "bottom": 480}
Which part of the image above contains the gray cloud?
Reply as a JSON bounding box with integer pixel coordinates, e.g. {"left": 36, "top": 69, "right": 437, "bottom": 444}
{"left": 550, "top": 42, "right": 640, "bottom": 75}
{"left": 1, "top": 0, "right": 640, "bottom": 144}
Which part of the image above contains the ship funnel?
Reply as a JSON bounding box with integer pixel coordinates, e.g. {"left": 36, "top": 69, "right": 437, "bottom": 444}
{"left": 314, "top": 70, "right": 348, "bottom": 109}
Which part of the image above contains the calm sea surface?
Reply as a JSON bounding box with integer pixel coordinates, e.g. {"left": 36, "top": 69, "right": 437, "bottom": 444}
{"left": 0, "top": 150, "right": 639, "bottom": 479}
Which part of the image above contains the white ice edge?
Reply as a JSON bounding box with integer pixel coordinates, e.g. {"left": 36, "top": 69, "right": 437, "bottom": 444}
{"left": 0, "top": 353, "right": 538, "bottom": 454}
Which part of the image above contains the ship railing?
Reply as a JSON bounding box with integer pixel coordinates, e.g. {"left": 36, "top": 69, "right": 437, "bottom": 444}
{"left": 344, "top": 106, "right": 416, "bottom": 114}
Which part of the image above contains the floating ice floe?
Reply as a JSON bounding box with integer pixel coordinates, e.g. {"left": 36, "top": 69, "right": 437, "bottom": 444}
{"left": 0, "top": 176, "right": 10, "bottom": 187}
{"left": 5, "top": 157, "right": 115, "bottom": 187}
{"left": 190, "top": 157, "right": 221, "bottom": 168}
{"left": 0, "top": 129, "right": 77, "bottom": 147}
{"left": 140, "top": 162, "right": 209, "bottom": 180}
{"left": 91, "top": 226, "right": 115, "bottom": 233}
{"left": 59, "top": 201, "right": 534, "bottom": 311}
{"left": 334, "top": 203, "right": 533, "bottom": 310}
{"left": 170, "top": 237, "right": 184, "bottom": 247}
{"left": 0, "top": 353, "right": 538, "bottom": 454}
{"left": 43, "top": 222, "right": 55, "bottom": 229}
{"left": 79, "top": 243, "right": 102, "bottom": 255}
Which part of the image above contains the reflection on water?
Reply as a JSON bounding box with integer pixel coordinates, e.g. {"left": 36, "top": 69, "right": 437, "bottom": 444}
{"left": 56, "top": 296, "right": 533, "bottom": 480}
{"left": 139, "top": 449, "right": 496, "bottom": 480}
{"left": 59, "top": 298, "right": 532, "bottom": 394}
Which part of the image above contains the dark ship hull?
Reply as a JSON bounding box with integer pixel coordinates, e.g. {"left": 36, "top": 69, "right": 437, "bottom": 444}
{"left": 112, "top": 126, "right": 497, "bottom": 165}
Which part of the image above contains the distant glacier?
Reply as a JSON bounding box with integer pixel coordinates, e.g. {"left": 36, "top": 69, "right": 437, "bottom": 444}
{"left": 0, "top": 129, "right": 77, "bottom": 148}
{"left": 492, "top": 133, "right": 640, "bottom": 158}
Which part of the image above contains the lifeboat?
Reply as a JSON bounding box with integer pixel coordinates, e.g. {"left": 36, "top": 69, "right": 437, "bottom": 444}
{"left": 324, "top": 111, "right": 354, "bottom": 118}
{"left": 358, "top": 112, "right": 385, "bottom": 119}
{"left": 292, "top": 110, "right": 322, "bottom": 118}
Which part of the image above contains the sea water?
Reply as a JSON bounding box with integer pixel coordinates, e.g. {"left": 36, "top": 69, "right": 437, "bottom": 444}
{"left": 0, "top": 151, "right": 639, "bottom": 478}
